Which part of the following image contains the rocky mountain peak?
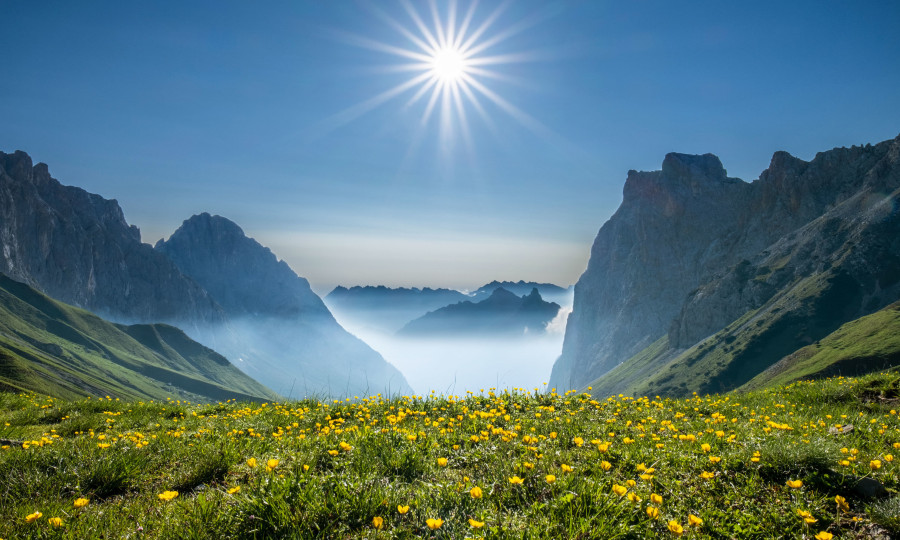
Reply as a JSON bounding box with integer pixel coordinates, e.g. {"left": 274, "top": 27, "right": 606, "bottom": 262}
{"left": 660, "top": 152, "right": 728, "bottom": 184}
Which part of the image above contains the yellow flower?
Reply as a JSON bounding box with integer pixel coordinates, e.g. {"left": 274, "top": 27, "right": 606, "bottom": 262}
{"left": 600, "top": 460, "right": 612, "bottom": 471}
{"left": 626, "top": 492, "right": 642, "bottom": 503}
{"left": 561, "top": 464, "right": 573, "bottom": 472}
{"left": 339, "top": 441, "right": 352, "bottom": 452}
{"left": 327, "top": 449, "right": 339, "bottom": 456}
{"left": 688, "top": 514, "right": 703, "bottom": 527}
{"left": 814, "top": 532, "right": 833, "bottom": 540}
{"left": 426, "top": 518, "right": 443, "bottom": 530}
{"left": 786, "top": 479, "right": 803, "bottom": 489}
{"left": 640, "top": 473, "right": 654, "bottom": 481}
{"left": 596, "top": 443, "right": 610, "bottom": 453}
{"left": 73, "top": 498, "right": 89, "bottom": 508}
{"left": 701, "top": 443, "right": 711, "bottom": 452}
{"left": 227, "top": 486, "right": 241, "bottom": 494}
{"left": 48, "top": 517, "right": 63, "bottom": 528}
{"left": 372, "top": 516, "right": 383, "bottom": 530}
{"left": 398, "top": 505, "right": 409, "bottom": 514}
{"left": 839, "top": 459, "right": 850, "bottom": 467}
{"left": 508, "top": 476, "right": 524, "bottom": 485}
{"left": 468, "top": 518, "right": 485, "bottom": 528}
{"left": 545, "top": 474, "right": 556, "bottom": 484}
{"left": 668, "top": 520, "right": 684, "bottom": 535}
{"left": 835, "top": 495, "right": 849, "bottom": 512}
{"left": 708, "top": 456, "right": 721, "bottom": 464}
{"left": 870, "top": 460, "right": 882, "bottom": 470}
{"left": 26, "top": 511, "right": 42, "bottom": 523}
{"left": 470, "top": 486, "right": 483, "bottom": 498}
{"left": 246, "top": 457, "right": 258, "bottom": 468}
{"left": 303, "top": 464, "right": 310, "bottom": 471}
{"left": 158, "top": 490, "right": 179, "bottom": 501}
{"left": 266, "top": 459, "right": 279, "bottom": 472}
{"left": 573, "top": 436, "right": 584, "bottom": 447}
{"left": 437, "top": 457, "right": 448, "bottom": 467}
{"left": 646, "top": 506, "right": 659, "bottom": 519}
{"left": 885, "top": 454, "right": 894, "bottom": 462}
{"left": 700, "top": 471, "right": 715, "bottom": 479}
{"left": 650, "top": 493, "right": 663, "bottom": 505}
{"left": 612, "top": 484, "right": 628, "bottom": 496}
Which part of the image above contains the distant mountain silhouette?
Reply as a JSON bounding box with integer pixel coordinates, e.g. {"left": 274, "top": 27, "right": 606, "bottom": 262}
{"left": 470, "top": 281, "right": 573, "bottom": 306}
{"left": 398, "top": 287, "right": 561, "bottom": 337}
{"left": 325, "top": 285, "right": 469, "bottom": 333}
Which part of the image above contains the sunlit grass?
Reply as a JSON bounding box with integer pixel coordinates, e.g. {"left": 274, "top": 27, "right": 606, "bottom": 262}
{"left": 2, "top": 372, "right": 900, "bottom": 538}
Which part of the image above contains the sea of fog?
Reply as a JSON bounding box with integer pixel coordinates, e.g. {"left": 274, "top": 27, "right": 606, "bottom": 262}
{"left": 329, "top": 306, "right": 572, "bottom": 396}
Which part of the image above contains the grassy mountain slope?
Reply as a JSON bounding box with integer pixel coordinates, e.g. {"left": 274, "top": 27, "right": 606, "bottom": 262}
{"left": 743, "top": 301, "right": 900, "bottom": 391}
{"left": 0, "top": 274, "right": 278, "bottom": 402}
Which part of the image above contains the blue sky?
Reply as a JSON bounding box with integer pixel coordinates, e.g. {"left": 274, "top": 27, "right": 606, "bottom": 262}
{"left": 2, "top": 0, "right": 899, "bottom": 292}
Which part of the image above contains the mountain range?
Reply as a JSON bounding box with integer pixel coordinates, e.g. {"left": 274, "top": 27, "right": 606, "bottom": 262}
{"left": 398, "top": 287, "right": 560, "bottom": 337}
{"left": 551, "top": 134, "right": 900, "bottom": 397}
{"left": 0, "top": 150, "right": 412, "bottom": 399}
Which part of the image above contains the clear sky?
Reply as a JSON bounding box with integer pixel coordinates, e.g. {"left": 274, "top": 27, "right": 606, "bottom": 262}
{"left": 2, "top": 1, "right": 899, "bottom": 293}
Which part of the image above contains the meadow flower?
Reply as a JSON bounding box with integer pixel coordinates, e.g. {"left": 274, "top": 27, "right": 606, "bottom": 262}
{"left": 668, "top": 520, "right": 684, "bottom": 535}
{"left": 650, "top": 493, "right": 663, "bottom": 505}
{"left": 870, "top": 459, "right": 882, "bottom": 470}
{"left": 600, "top": 460, "right": 612, "bottom": 471}
{"left": 786, "top": 479, "right": 803, "bottom": 489}
{"left": 426, "top": 518, "right": 443, "bottom": 529}
{"left": 372, "top": 516, "right": 383, "bottom": 529}
{"left": 885, "top": 454, "right": 894, "bottom": 462}
{"left": 468, "top": 518, "right": 485, "bottom": 528}
{"left": 398, "top": 505, "right": 409, "bottom": 514}
{"left": 266, "top": 459, "right": 279, "bottom": 472}
{"left": 470, "top": 486, "right": 483, "bottom": 498}
{"left": 48, "top": 517, "right": 63, "bottom": 527}
{"left": 627, "top": 492, "right": 642, "bottom": 503}
{"left": 508, "top": 476, "right": 524, "bottom": 485}
{"left": 701, "top": 443, "right": 711, "bottom": 452}
{"left": 573, "top": 436, "right": 584, "bottom": 447}
{"left": 700, "top": 471, "right": 715, "bottom": 479}
{"left": 158, "top": 490, "right": 179, "bottom": 501}
{"left": 708, "top": 456, "right": 721, "bottom": 464}
{"left": 688, "top": 514, "right": 703, "bottom": 526}
{"left": 246, "top": 458, "right": 257, "bottom": 468}
{"left": 73, "top": 498, "right": 89, "bottom": 508}
{"left": 227, "top": 486, "right": 241, "bottom": 494}
{"left": 327, "top": 450, "right": 339, "bottom": 456}
{"left": 25, "top": 511, "right": 42, "bottom": 523}
{"left": 561, "top": 464, "right": 573, "bottom": 472}
{"left": 814, "top": 532, "right": 833, "bottom": 540}
{"left": 437, "top": 457, "right": 448, "bottom": 467}
{"left": 646, "top": 506, "right": 659, "bottom": 519}
{"left": 545, "top": 474, "right": 556, "bottom": 483}
{"left": 835, "top": 495, "right": 849, "bottom": 512}
{"left": 612, "top": 484, "right": 628, "bottom": 496}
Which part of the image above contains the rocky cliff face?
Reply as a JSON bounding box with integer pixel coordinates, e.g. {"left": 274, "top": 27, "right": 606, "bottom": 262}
{"left": 550, "top": 134, "right": 900, "bottom": 393}
{"left": 156, "top": 214, "right": 414, "bottom": 398}
{"left": 0, "top": 150, "right": 223, "bottom": 328}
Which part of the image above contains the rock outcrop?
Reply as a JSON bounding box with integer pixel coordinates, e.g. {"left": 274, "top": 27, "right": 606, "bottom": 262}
{"left": 550, "top": 134, "right": 900, "bottom": 394}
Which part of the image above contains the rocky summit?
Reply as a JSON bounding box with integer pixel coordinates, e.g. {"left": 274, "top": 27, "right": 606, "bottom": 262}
{"left": 550, "top": 134, "right": 900, "bottom": 395}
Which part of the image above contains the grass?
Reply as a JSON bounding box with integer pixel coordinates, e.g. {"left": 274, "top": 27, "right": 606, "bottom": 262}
{"left": 2, "top": 372, "right": 900, "bottom": 538}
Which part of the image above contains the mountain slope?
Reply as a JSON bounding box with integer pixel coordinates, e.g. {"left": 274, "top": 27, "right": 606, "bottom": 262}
{"left": 398, "top": 287, "right": 561, "bottom": 337}
{"left": 156, "top": 214, "right": 414, "bottom": 398}
{"left": 0, "top": 273, "right": 278, "bottom": 401}
{"left": 554, "top": 134, "right": 900, "bottom": 396}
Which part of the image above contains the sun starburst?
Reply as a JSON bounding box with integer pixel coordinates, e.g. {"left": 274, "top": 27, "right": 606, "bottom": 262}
{"left": 327, "top": 0, "right": 550, "bottom": 156}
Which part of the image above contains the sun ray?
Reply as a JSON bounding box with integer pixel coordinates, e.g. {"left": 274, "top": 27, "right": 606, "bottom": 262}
{"left": 453, "top": 0, "right": 480, "bottom": 50}
{"left": 458, "top": 0, "right": 511, "bottom": 55}
{"left": 365, "top": 4, "right": 437, "bottom": 56}
{"left": 430, "top": 0, "right": 448, "bottom": 49}
{"left": 400, "top": 0, "right": 440, "bottom": 53}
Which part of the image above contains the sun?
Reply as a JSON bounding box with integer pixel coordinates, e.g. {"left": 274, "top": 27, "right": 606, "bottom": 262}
{"left": 430, "top": 46, "right": 468, "bottom": 83}
{"left": 327, "top": 0, "right": 550, "bottom": 154}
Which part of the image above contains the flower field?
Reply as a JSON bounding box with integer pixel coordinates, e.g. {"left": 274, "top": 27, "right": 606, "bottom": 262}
{"left": 2, "top": 372, "right": 900, "bottom": 539}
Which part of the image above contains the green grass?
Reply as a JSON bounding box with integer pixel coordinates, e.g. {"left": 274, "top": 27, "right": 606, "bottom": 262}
{"left": 3, "top": 372, "right": 900, "bottom": 538}
{"left": 0, "top": 274, "right": 279, "bottom": 403}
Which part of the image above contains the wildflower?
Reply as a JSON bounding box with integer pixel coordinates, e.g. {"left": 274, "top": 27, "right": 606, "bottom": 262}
{"left": 266, "top": 459, "right": 279, "bottom": 472}
{"left": 640, "top": 473, "right": 654, "bottom": 481}
{"left": 398, "top": 504, "right": 409, "bottom": 514}
{"left": 668, "top": 520, "right": 684, "bottom": 535}
{"left": 650, "top": 493, "right": 663, "bottom": 505}
{"left": 596, "top": 443, "right": 610, "bottom": 453}
{"left": 470, "top": 486, "right": 483, "bottom": 498}
{"left": 426, "top": 518, "right": 443, "bottom": 530}
{"left": 246, "top": 458, "right": 257, "bottom": 468}
{"left": 545, "top": 474, "right": 556, "bottom": 484}
{"left": 327, "top": 450, "right": 339, "bottom": 456}
{"left": 437, "top": 457, "right": 448, "bottom": 467}
{"left": 508, "top": 476, "right": 524, "bottom": 485}
{"left": 612, "top": 484, "right": 628, "bottom": 496}
{"left": 688, "top": 514, "right": 703, "bottom": 527}
{"left": 158, "top": 490, "right": 179, "bottom": 501}
{"left": 600, "top": 460, "right": 612, "bottom": 471}
{"left": 815, "top": 532, "right": 833, "bottom": 540}
{"left": 561, "top": 464, "right": 573, "bottom": 472}
{"left": 626, "top": 479, "right": 636, "bottom": 487}
{"left": 870, "top": 459, "right": 882, "bottom": 470}
{"left": 839, "top": 459, "right": 850, "bottom": 467}
{"left": 339, "top": 441, "right": 352, "bottom": 452}
{"left": 700, "top": 471, "right": 715, "bottom": 479}
{"left": 303, "top": 464, "right": 310, "bottom": 471}
{"left": 48, "top": 517, "right": 63, "bottom": 528}
{"left": 646, "top": 506, "right": 659, "bottom": 519}
{"left": 835, "top": 495, "right": 849, "bottom": 512}
{"left": 885, "top": 454, "right": 894, "bottom": 462}
{"left": 573, "top": 436, "right": 584, "bottom": 447}
{"left": 786, "top": 479, "right": 803, "bottom": 489}
{"left": 372, "top": 516, "right": 383, "bottom": 530}
{"left": 468, "top": 518, "right": 485, "bottom": 528}
{"left": 708, "top": 456, "right": 721, "bottom": 464}
{"left": 26, "top": 511, "right": 42, "bottom": 523}
{"left": 701, "top": 443, "right": 711, "bottom": 452}
{"left": 627, "top": 492, "right": 642, "bottom": 503}
{"left": 73, "top": 498, "right": 89, "bottom": 508}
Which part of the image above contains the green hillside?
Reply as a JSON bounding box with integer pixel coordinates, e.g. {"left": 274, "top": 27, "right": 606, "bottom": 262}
{"left": 0, "top": 274, "right": 278, "bottom": 402}
{"left": 743, "top": 301, "right": 900, "bottom": 390}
